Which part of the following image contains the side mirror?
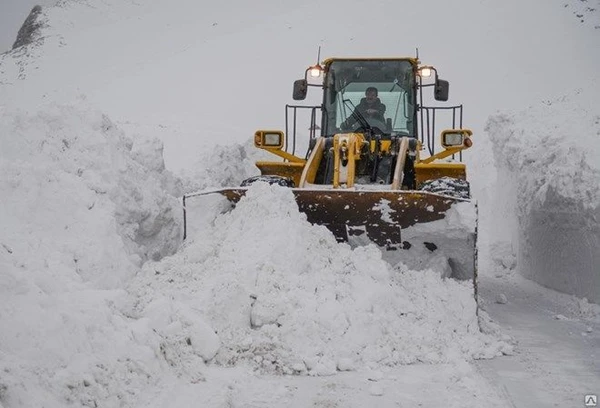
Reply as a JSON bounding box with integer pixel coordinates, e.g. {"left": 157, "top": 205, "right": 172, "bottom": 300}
{"left": 434, "top": 79, "right": 449, "bottom": 102}
{"left": 441, "top": 129, "right": 473, "bottom": 148}
{"left": 293, "top": 79, "right": 308, "bottom": 100}
{"left": 254, "top": 130, "right": 284, "bottom": 149}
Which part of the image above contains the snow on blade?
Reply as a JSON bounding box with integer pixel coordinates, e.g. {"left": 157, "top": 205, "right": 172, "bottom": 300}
{"left": 131, "top": 182, "right": 511, "bottom": 376}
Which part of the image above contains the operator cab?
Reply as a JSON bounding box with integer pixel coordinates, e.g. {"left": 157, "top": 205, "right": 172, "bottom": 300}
{"left": 321, "top": 59, "right": 416, "bottom": 138}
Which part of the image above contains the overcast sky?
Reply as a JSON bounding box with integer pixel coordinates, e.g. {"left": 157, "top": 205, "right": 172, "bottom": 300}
{"left": 0, "top": 0, "right": 56, "bottom": 53}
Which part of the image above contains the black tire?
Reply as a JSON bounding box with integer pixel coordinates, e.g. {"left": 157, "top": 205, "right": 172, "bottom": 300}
{"left": 419, "top": 177, "right": 470, "bottom": 199}
{"left": 240, "top": 175, "right": 295, "bottom": 187}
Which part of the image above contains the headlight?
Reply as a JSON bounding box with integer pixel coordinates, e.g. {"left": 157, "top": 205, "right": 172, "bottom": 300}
{"left": 255, "top": 130, "right": 284, "bottom": 148}
{"left": 264, "top": 132, "right": 282, "bottom": 146}
{"left": 309, "top": 65, "right": 322, "bottom": 78}
{"left": 443, "top": 132, "right": 464, "bottom": 146}
{"left": 440, "top": 129, "right": 473, "bottom": 149}
{"left": 419, "top": 67, "right": 432, "bottom": 78}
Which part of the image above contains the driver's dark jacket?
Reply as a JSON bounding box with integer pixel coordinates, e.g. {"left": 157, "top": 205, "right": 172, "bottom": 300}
{"left": 342, "top": 97, "right": 386, "bottom": 129}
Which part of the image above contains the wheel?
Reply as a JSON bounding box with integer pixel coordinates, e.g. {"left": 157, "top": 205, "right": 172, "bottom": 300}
{"left": 419, "top": 177, "right": 470, "bottom": 199}
{"left": 240, "top": 175, "right": 295, "bottom": 187}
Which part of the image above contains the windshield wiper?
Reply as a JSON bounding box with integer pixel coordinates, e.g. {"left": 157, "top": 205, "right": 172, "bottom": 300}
{"left": 342, "top": 99, "right": 371, "bottom": 131}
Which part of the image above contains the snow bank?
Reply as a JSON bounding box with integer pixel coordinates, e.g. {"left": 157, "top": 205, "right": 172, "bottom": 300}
{"left": 486, "top": 87, "right": 600, "bottom": 303}
{"left": 0, "top": 104, "right": 184, "bottom": 407}
{"left": 0, "top": 103, "right": 182, "bottom": 266}
{"left": 130, "top": 183, "right": 511, "bottom": 377}
{"left": 179, "top": 137, "right": 267, "bottom": 193}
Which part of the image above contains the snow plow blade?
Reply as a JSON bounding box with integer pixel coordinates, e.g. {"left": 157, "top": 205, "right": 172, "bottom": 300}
{"left": 197, "top": 187, "right": 477, "bottom": 283}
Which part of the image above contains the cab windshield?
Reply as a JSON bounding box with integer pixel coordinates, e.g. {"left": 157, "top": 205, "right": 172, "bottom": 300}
{"left": 322, "top": 59, "right": 416, "bottom": 136}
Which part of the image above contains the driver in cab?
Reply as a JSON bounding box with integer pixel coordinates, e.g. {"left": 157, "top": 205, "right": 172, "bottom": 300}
{"left": 341, "top": 86, "right": 386, "bottom": 130}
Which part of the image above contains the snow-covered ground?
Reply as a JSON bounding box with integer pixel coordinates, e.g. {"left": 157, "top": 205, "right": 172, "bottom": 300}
{"left": 0, "top": 0, "right": 599, "bottom": 407}
{"left": 477, "top": 273, "right": 600, "bottom": 407}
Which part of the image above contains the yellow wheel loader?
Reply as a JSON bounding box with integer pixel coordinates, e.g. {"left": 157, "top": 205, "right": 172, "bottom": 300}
{"left": 185, "top": 56, "right": 477, "bottom": 288}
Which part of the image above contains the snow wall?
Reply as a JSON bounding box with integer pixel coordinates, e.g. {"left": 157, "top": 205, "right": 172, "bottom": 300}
{"left": 486, "top": 88, "right": 600, "bottom": 303}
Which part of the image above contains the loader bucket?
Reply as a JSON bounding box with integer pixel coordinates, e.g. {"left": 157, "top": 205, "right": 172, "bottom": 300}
{"left": 189, "top": 187, "right": 478, "bottom": 284}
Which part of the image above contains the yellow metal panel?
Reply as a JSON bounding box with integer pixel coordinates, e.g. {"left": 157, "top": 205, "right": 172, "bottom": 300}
{"left": 255, "top": 161, "right": 306, "bottom": 186}
{"left": 414, "top": 163, "right": 466, "bottom": 188}
{"left": 369, "top": 139, "right": 392, "bottom": 153}
{"left": 333, "top": 133, "right": 363, "bottom": 188}
{"left": 300, "top": 137, "right": 325, "bottom": 186}
{"left": 322, "top": 57, "right": 419, "bottom": 66}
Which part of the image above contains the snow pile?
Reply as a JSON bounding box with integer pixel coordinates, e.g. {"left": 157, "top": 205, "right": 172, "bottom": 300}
{"left": 488, "top": 241, "right": 518, "bottom": 275}
{"left": 0, "top": 103, "right": 182, "bottom": 265}
{"left": 129, "top": 182, "right": 511, "bottom": 377}
{"left": 179, "top": 138, "right": 268, "bottom": 193}
{"left": 419, "top": 176, "right": 471, "bottom": 199}
{"left": 570, "top": 297, "right": 600, "bottom": 322}
{"left": 486, "top": 87, "right": 600, "bottom": 302}
{"left": 0, "top": 104, "right": 184, "bottom": 407}
{"left": 392, "top": 200, "right": 478, "bottom": 281}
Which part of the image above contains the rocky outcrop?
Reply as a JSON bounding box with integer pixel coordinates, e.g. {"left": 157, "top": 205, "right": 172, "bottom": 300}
{"left": 12, "top": 5, "right": 44, "bottom": 49}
